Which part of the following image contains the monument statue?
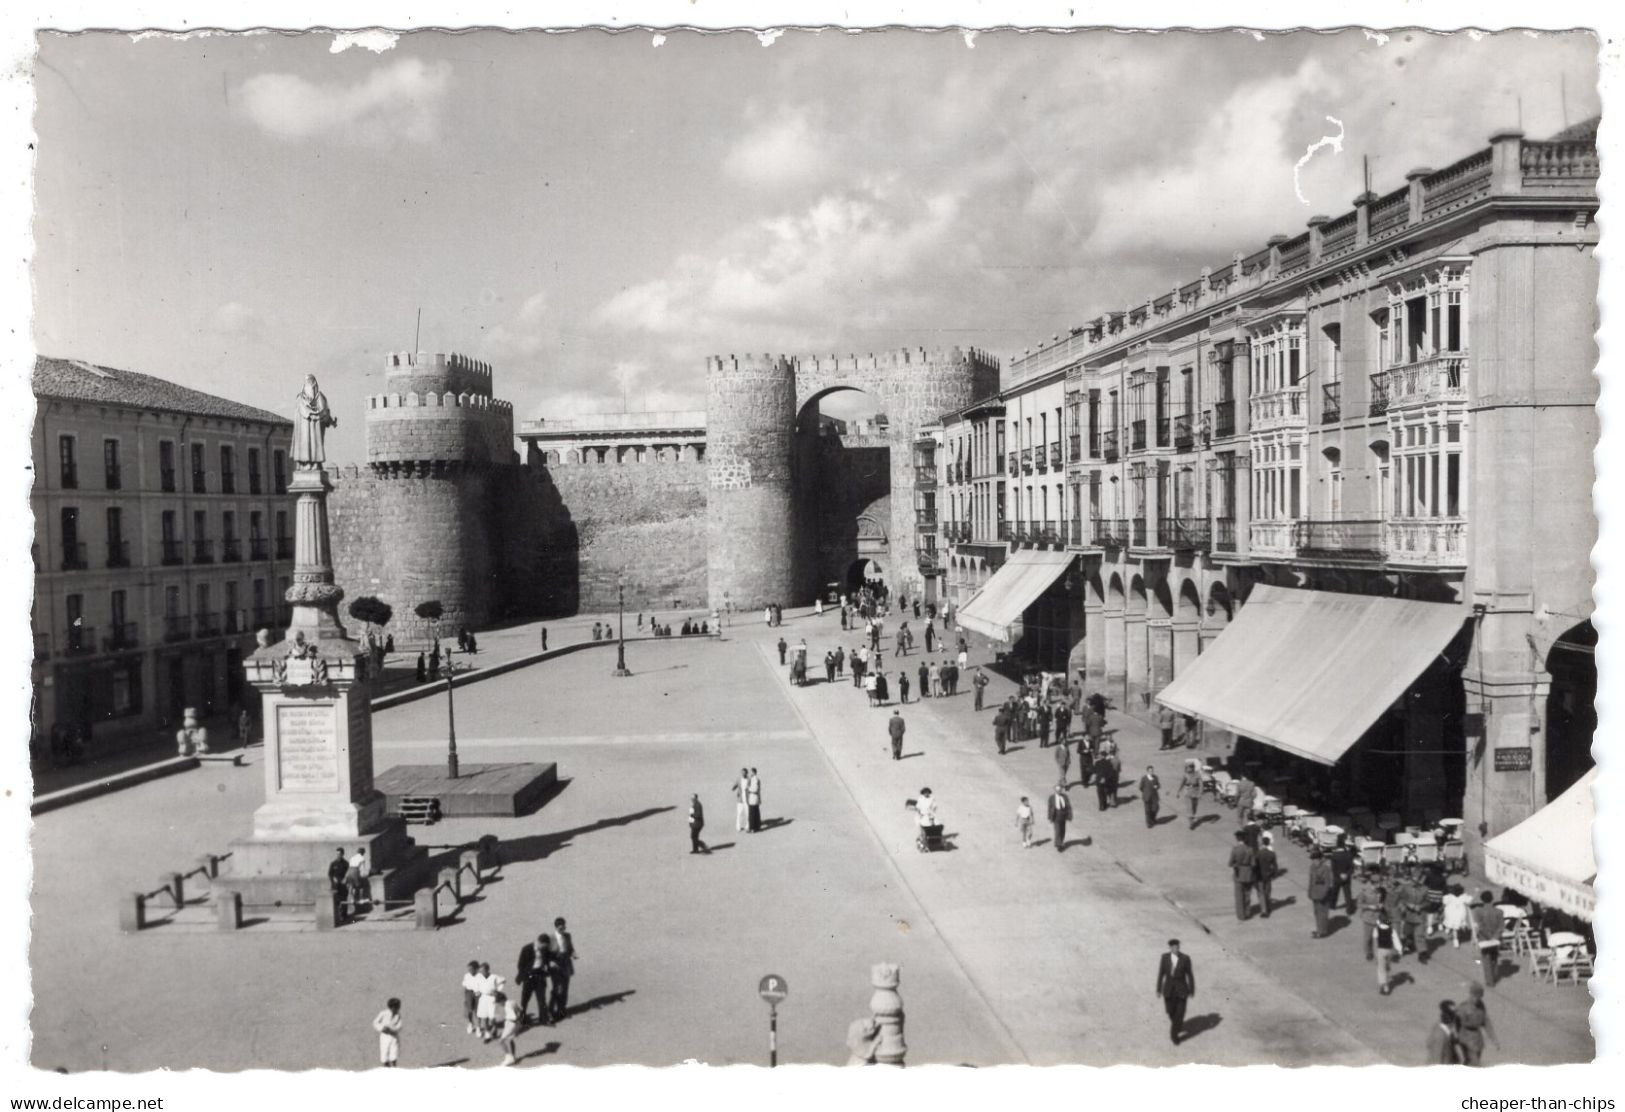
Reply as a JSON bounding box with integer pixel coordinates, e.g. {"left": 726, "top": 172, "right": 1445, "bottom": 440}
{"left": 175, "top": 707, "right": 210, "bottom": 757}
{"left": 294, "top": 374, "right": 337, "bottom": 468}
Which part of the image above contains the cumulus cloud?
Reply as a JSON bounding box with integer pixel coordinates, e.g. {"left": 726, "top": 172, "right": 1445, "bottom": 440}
{"left": 209, "top": 300, "right": 265, "bottom": 335}
{"left": 236, "top": 58, "right": 451, "bottom": 146}
{"left": 721, "top": 104, "right": 834, "bottom": 190}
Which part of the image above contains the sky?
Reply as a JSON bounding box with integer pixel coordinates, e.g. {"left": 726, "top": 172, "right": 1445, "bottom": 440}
{"left": 30, "top": 27, "right": 1602, "bottom": 464}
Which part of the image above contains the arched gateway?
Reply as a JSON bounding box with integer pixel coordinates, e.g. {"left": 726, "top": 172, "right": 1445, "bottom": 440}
{"left": 705, "top": 348, "right": 999, "bottom": 610}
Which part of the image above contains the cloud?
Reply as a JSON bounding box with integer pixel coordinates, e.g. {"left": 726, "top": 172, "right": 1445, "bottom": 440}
{"left": 209, "top": 301, "right": 265, "bottom": 335}
{"left": 236, "top": 58, "right": 451, "bottom": 146}
{"left": 476, "top": 290, "right": 555, "bottom": 360}
{"left": 721, "top": 104, "right": 835, "bottom": 191}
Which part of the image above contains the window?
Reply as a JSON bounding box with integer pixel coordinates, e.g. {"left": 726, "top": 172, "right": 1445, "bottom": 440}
{"left": 66, "top": 593, "right": 83, "bottom": 651}
{"left": 273, "top": 450, "right": 287, "bottom": 494}
{"left": 104, "top": 438, "right": 121, "bottom": 489}
{"left": 220, "top": 445, "right": 236, "bottom": 494}
{"left": 60, "top": 506, "right": 83, "bottom": 568}
{"left": 58, "top": 435, "right": 77, "bottom": 489}
{"left": 106, "top": 507, "right": 127, "bottom": 566}
{"left": 1372, "top": 308, "right": 1391, "bottom": 371}
{"left": 159, "top": 440, "right": 176, "bottom": 492}
{"left": 165, "top": 585, "right": 180, "bottom": 618}
{"left": 191, "top": 443, "right": 207, "bottom": 493}
{"left": 248, "top": 447, "right": 262, "bottom": 494}
{"left": 1322, "top": 323, "right": 1342, "bottom": 381}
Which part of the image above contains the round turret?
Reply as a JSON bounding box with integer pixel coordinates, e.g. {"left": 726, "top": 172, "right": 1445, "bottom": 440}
{"left": 706, "top": 353, "right": 797, "bottom": 611}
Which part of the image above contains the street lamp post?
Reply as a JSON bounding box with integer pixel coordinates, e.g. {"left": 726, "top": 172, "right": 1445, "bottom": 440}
{"left": 444, "top": 641, "right": 459, "bottom": 779}
{"left": 614, "top": 578, "right": 632, "bottom": 677}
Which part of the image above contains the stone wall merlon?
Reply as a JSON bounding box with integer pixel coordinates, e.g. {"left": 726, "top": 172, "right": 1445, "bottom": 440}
{"left": 385, "top": 352, "right": 492, "bottom": 376}
{"left": 365, "top": 392, "right": 513, "bottom": 411}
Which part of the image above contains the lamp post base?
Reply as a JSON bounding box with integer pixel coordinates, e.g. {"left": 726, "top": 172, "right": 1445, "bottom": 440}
{"left": 614, "top": 643, "right": 631, "bottom": 677}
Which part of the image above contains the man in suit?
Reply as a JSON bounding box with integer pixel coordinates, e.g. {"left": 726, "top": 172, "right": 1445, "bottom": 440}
{"left": 1046, "top": 782, "right": 1073, "bottom": 852}
{"left": 747, "top": 768, "right": 763, "bottom": 833}
{"left": 1307, "top": 847, "right": 1335, "bottom": 935}
{"left": 549, "top": 917, "right": 575, "bottom": 1023}
{"left": 517, "top": 933, "right": 551, "bottom": 1026}
{"left": 1154, "top": 938, "right": 1196, "bottom": 1044}
{"left": 1330, "top": 834, "right": 1358, "bottom": 913}
{"left": 1426, "top": 1001, "right": 1462, "bottom": 1064}
{"left": 888, "top": 710, "right": 907, "bottom": 761}
{"left": 1228, "top": 831, "right": 1257, "bottom": 920}
{"left": 1139, "top": 766, "right": 1162, "bottom": 828}
{"left": 1255, "top": 833, "right": 1280, "bottom": 918}
{"left": 688, "top": 794, "right": 709, "bottom": 854}
{"left": 327, "top": 848, "right": 350, "bottom": 924}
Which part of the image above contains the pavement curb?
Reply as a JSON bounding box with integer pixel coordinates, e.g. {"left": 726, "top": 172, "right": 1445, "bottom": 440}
{"left": 30, "top": 755, "right": 201, "bottom": 815}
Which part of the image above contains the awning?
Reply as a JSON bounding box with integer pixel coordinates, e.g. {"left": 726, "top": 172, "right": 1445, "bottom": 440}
{"left": 1483, "top": 768, "right": 1597, "bottom": 921}
{"left": 956, "top": 549, "right": 1074, "bottom": 643}
{"left": 1155, "top": 585, "right": 1468, "bottom": 765}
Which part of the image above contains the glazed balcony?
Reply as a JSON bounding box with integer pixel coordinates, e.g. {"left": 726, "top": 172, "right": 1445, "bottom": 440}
{"left": 1386, "top": 518, "right": 1468, "bottom": 568}
{"left": 1067, "top": 434, "right": 1081, "bottom": 463}
{"left": 915, "top": 509, "right": 938, "bottom": 532}
{"left": 1131, "top": 518, "right": 1148, "bottom": 548}
{"left": 1097, "top": 518, "right": 1130, "bottom": 547}
{"left": 1212, "top": 400, "right": 1236, "bottom": 438}
{"left": 915, "top": 465, "right": 938, "bottom": 487}
{"left": 1369, "top": 372, "right": 1390, "bottom": 416}
{"left": 1250, "top": 386, "right": 1307, "bottom": 432}
{"left": 1102, "top": 429, "right": 1120, "bottom": 462}
{"left": 1173, "top": 415, "right": 1195, "bottom": 451}
{"left": 1380, "top": 354, "right": 1468, "bottom": 411}
{"left": 1296, "top": 518, "right": 1385, "bottom": 562}
{"left": 1049, "top": 442, "right": 1063, "bottom": 470}
{"left": 1214, "top": 516, "right": 1238, "bottom": 553}
{"left": 1130, "top": 420, "right": 1147, "bottom": 452}
{"left": 1249, "top": 520, "right": 1298, "bottom": 559}
{"left": 1007, "top": 451, "right": 1020, "bottom": 476}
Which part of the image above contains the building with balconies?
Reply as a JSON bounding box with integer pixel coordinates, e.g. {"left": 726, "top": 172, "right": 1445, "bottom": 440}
{"left": 30, "top": 356, "right": 296, "bottom": 752}
{"left": 993, "top": 121, "right": 1598, "bottom": 865}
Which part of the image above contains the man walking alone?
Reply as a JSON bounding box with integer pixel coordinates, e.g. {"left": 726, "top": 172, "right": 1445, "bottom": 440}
{"left": 888, "top": 709, "right": 906, "bottom": 761}
{"left": 1155, "top": 940, "right": 1196, "bottom": 1045}
{"left": 1047, "top": 782, "right": 1073, "bottom": 852}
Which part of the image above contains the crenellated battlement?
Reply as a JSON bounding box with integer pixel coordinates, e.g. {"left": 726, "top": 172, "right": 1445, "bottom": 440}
{"left": 385, "top": 351, "right": 493, "bottom": 376}
{"left": 707, "top": 347, "right": 999, "bottom": 376}
{"left": 365, "top": 391, "right": 514, "bottom": 413}
{"left": 384, "top": 351, "right": 495, "bottom": 399}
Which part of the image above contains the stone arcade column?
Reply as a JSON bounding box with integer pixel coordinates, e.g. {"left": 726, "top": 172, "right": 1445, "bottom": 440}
{"left": 1083, "top": 598, "right": 1107, "bottom": 687}
{"left": 1103, "top": 606, "right": 1127, "bottom": 703}
{"left": 1124, "top": 613, "right": 1150, "bottom": 711}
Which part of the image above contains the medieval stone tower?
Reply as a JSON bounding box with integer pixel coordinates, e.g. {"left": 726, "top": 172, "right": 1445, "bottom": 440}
{"left": 706, "top": 347, "right": 999, "bottom": 611}
{"left": 360, "top": 352, "right": 516, "bottom": 637}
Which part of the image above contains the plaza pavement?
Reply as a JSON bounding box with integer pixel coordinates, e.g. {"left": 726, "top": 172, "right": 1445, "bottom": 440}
{"left": 27, "top": 607, "right": 1592, "bottom": 1068}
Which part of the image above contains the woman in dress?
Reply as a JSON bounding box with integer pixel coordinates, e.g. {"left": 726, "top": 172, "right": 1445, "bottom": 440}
{"left": 1441, "top": 883, "right": 1472, "bottom": 946}
{"left": 476, "top": 962, "right": 504, "bottom": 1042}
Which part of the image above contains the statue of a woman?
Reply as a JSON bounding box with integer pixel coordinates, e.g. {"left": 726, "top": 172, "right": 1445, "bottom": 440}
{"left": 294, "top": 374, "right": 337, "bottom": 467}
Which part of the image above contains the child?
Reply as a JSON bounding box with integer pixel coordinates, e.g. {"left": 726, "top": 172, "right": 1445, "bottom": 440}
{"left": 476, "top": 962, "right": 503, "bottom": 1041}
{"left": 372, "top": 997, "right": 402, "bottom": 1067}
{"left": 1016, "top": 796, "right": 1035, "bottom": 848}
{"left": 497, "top": 990, "right": 520, "bottom": 1066}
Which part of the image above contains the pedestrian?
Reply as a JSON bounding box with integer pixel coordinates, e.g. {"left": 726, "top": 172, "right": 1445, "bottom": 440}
{"left": 888, "top": 709, "right": 906, "bottom": 761}
{"left": 1037, "top": 702, "right": 1052, "bottom": 748}
{"left": 237, "top": 708, "right": 251, "bottom": 747}
{"left": 1255, "top": 833, "right": 1279, "bottom": 918}
{"left": 924, "top": 624, "right": 936, "bottom": 654}
{"left": 897, "top": 670, "right": 910, "bottom": 704}
{"left": 1453, "top": 982, "right": 1499, "bottom": 1066}
{"left": 1359, "top": 881, "right": 1386, "bottom": 960}
{"left": 498, "top": 991, "right": 520, "bottom": 1066}
{"left": 825, "top": 652, "right": 836, "bottom": 684}
{"left": 461, "top": 960, "right": 481, "bottom": 1034}
{"left": 928, "top": 660, "right": 942, "bottom": 698}
{"left": 993, "top": 707, "right": 1008, "bottom": 756}
{"left": 467, "top": 632, "right": 478, "bottom": 654}
{"left": 415, "top": 652, "right": 427, "bottom": 682}
{"left": 345, "top": 847, "right": 371, "bottom": 917}
{"left": 1155, "top": 939, "right": 1196, "bottom": 1045}
{"left": 777, "top": 637, "right": 788, "bottom": 665}
{"left": 917, "top": 660, "right": 930, "bottom": 699}
{"left": 1016, "top": 796, "right": 1035, "bottom": 848}
{"left": 1374, "top": 909, "right": 1399, "bottom": 994}
{"left": 1471, "top": 892, "right": 1505, "bottom": 987}
{"left": 385, "top": 633, "right": 395, "bottom": 654}
{"left": 541, "top": 627, "right": 548, "bottom": 651}
{"left": 549, "top": 917, "right": 575, "bottom": 1023}
{"left": 1047, "top": 782, "right": 1073, "bottom": 851}
{"left": 747, "top": 768, "right": 762, "bottom": 833}
{"left": 1139, "top": 766, "right": 1162, "bottom": 828}
{"left": 476, "top": 961, "right": 503, "bottom": 1041}
{"left": 972, "top": 666, "right": 989, "bottom": 711}
{"left": 1331, "top": 834, "right": 1357, "bottom": 913}
{"left": 1054, "top": 699, "right": 1072, "bottom": 742}
{"left": 429, "top": 646, "right": 441, "bottom": 680}
{"left": 1093, "top": 751, "right": 1114, "bottom": 811}
{"left": 1228, "top": 831, "right": 1256, "bottom": 920}
{"left": 733, "top": 768, "right": 750, "bottom": 832}
{"left": 327, "top": 848, "right": 349, "bottom": 922}
{"left": 956, "top": 646, "right": 968, "bottom": 676}
{"left": 688, "top": 794, "right": 709, "bottom": 854}
{"left": 372, "top": 997, "right": 402, "bottom": 1067}
{"left": 1177, "top": 760, "right": 1203, "bottom": 829}
{"left": 1156, "top": 704, "right": 1176, "bottom": 750}
{"left": 517, "top": 934, "right": 550, "bottom": 1026}
{"left": 1054, "top": 737, "right": 1072, "bottom": 786}
{"left": 1426, "top": 1000, "right": 1462, "bottom": 1063}
{"left": 873, "top": 670, "right": 890, "bottom": 706}
{"left": 1307, "top": 847, "right": 1334, "bottom": 935}
{"left": 1400, "top": 869, "right": 1429, "bottom": 962}
{"left": 1442, "top": 884, "right": 1472, "bottom": 946}
{"left": 834, "top": 646, "right": 845, "bottom": 677}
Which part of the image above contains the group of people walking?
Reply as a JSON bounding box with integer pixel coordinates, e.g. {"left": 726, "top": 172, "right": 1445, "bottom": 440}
{"left": 445, "top": 917, "right": 576, "bottom": 1067}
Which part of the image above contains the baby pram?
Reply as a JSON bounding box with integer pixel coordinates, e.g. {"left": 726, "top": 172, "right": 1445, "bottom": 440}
{"left": 915, "top": 824, "right": 951, "bottom": 852}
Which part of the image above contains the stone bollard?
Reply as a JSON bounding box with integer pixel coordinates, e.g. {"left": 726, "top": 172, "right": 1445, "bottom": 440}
{"left": 869, "top": 963, "right": 906, "bottom": 1066}
{"left": 314, "top": 892, "right": 339, "bottom": 930}
{"left": 477, "top": 834, "right": 501, "bottom": 871}
{"left": 438, "top": 866, "right": 461, "bottom": 903}
{"left": 414, "top": 887, "right": 438, "bottom": 930}
{"left": 459, "top": 849, "right": 482, "bottom": 889}
{"left": 119, "top": 892, "right": 146, "bottom": 933}
{"left": 163, "top": 871, "right": 185, "bottom": 908}
{"left": 195, "top": 853, "right": 220, "bottom": 880}
{"left": 215, "top": 891, "right": 243, "bottom": 931}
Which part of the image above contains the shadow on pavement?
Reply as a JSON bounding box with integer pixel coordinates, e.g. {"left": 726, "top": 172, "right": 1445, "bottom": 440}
{"left": 757, "top": 817, "right": 795, "bottom": 832}
{"left": 1182, "top": 1013, "right": 1222, "bottom": 1041}
{"left": 517, "top": 1041, "right": 562, "bottom": 1063}
{"left": 500, "top": 806, "right": 676, "bottom": 865}
{"left": 564, "top": 990, "right": 636, "bottom": 1018}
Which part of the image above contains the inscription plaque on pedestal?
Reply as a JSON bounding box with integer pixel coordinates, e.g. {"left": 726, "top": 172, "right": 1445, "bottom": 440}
{"left": 276, "top": 703, "right": 340, "bottom": 793}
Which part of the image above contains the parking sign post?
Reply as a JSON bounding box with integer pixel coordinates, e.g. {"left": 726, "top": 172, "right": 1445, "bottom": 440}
{"left": 758, "top": 974, "right": 788, "bottom": 1067}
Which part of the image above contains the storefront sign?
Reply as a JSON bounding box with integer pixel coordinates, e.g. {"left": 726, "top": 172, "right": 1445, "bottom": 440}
{"left": 1493, "top": 746, "right": 1533, "bottom": 773}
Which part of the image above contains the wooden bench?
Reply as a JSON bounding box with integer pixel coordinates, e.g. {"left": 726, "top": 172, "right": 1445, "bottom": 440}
{"left": 397, "top": 796, "right": 442, "bottom": 825}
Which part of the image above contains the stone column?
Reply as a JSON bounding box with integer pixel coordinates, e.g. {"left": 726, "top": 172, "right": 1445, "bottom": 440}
{"left": 1103, "top": 606, "right": 1127, "bottom": 701}
{"left": 1171, "top": 619, "right": 1200, "bottom": 680}
{"left": 1148, "top": 620, "right": 1174, "bottom": 693}
{"left": 869, "top": 963, "right": 906, "bottom": 1067}
{"left": 1084, "top": 598, "right": 1107, "bottom": 687}
{"left": 1124, "top": 612, "right": 1149, "bottom": 710}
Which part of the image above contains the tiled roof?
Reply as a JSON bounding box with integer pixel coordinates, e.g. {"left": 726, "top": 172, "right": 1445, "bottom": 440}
{"left": 32, "top": 355, "right": 292, "bottom": 426}
{"left": 1545, "top": 115, "right": 1599, "bottom": 144}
